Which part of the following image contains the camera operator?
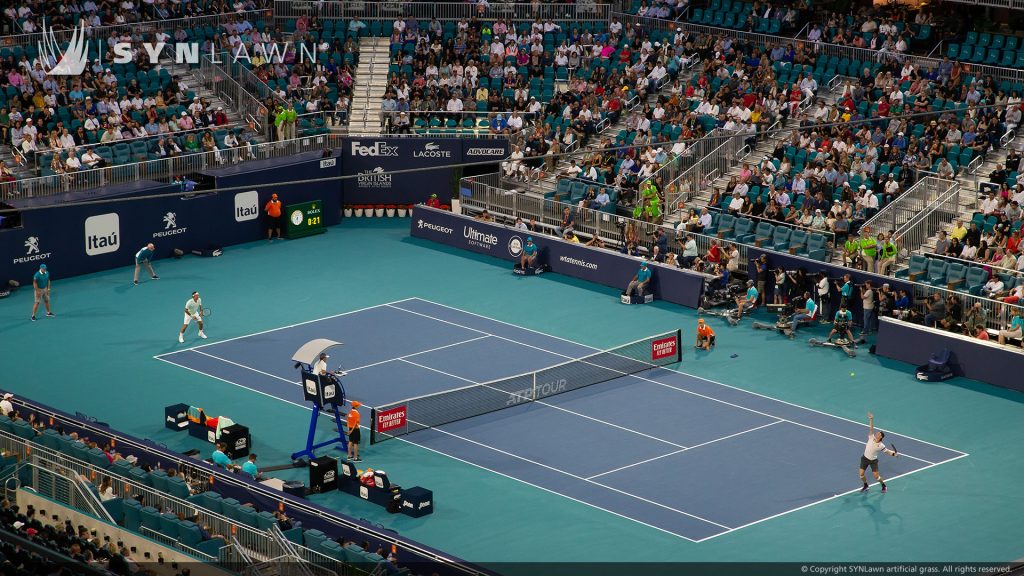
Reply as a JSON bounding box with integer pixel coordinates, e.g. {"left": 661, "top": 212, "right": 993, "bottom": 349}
{"left": 961, "top": 301, "right": 988, "bottom": 335}
{"left": 827, "top": 302, "right": 856, "bottom": 343}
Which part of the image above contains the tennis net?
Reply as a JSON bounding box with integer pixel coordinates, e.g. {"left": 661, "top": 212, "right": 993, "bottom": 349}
{"left": 369, "top": 329, "right": 681, "bottom": 443}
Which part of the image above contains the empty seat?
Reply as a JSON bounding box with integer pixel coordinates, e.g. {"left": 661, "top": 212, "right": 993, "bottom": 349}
{"left": 896, "top": 254, "right": 927, "bottom": 279}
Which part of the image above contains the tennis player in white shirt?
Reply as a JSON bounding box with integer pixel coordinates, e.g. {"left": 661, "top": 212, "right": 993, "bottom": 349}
{"left": 178, "top": 291, "right": 207, "bottom": 343}
{"left": 859, "top": 412, "right": 897, "bottom": 493}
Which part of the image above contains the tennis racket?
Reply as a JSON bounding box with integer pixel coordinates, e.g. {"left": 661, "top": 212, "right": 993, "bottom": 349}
{"left": 890, "top": 442, "right": 899, "bottom": 457}
{"left": 200, "top": 308, "right": 212, "bottom": 318}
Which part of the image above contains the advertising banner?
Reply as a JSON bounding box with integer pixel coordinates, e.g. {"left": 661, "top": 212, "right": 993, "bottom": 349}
{"left": 342, "top": 138, "right": 508, "bottom": 205}
{"left": 409, "top": 206, "right": 706, "bottom": 308}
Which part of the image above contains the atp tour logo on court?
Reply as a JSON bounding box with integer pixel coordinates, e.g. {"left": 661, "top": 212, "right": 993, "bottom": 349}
{"left": 651, "top": 336, "right": 678, "bottom": 361}
{"left": 506, "top": 379, "right": 567, "bottom": 406}
{"left": 84, "top": 213, "right": 120, "bottom": 256}
{"left": 507, "top": 236, "right": 524, "bottom": 257}
{"left": 153, "top": 211, "right": 187, "bottom": 239}
{"left": 376, "top": 405, "right": 407, "bottom": 433}
{"left": 463, "top": 226, "right": 498, "bottom": 249}
{"left": 13, "top": 236, "right": 51, "bottom": 264}
{"left": 234, "top": 191, "right": 259, "bottom": 222}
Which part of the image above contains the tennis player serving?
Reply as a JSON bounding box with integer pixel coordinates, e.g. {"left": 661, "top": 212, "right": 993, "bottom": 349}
{"left": 859, "top": 412, "right": 897, "bottom": 493}
{"left": 178, "top": 291, "right": 208, "bottom": 343}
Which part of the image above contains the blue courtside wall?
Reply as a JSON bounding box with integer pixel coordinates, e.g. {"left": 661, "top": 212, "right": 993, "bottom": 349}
{"left": 0, "top": 393, "right": 485, "bottom": 576}
{"left": 343, "top": 138, "right": 508, "bottom": 205}
{"left": 410, "top": 206, "right": 706, "bottom": 308}
{"left": 875, "top": 317, "right": 1024, "bottom": 391}
{"left": 0, "top": 156, "right": 343, "bottom": 285}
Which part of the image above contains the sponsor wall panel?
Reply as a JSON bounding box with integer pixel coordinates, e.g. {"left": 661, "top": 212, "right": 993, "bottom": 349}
{"left": 342, "top": 137, "right": 508, "bottom": 205}
{"left": 409, "top": 206, "right": 705, "bottom": 308}
{"left": 0, "top": 159, "right": 343, "bottom": 284}
{"left": 875, "top": 317, "right": 1024, "bottom": 392}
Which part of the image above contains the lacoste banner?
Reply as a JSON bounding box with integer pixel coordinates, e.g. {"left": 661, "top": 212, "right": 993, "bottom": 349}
{"left": 342, "top": 137, "right": 508, "bottom": 205}
{"left": 409, "top": 206, "right": 706, "bottom": 308}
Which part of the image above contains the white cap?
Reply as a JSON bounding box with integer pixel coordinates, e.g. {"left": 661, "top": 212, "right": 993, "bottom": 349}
{"left": 859, "top": 184, "right": 866, "bottom": 189}
{"left": 2, "top": 393, "right": 12, "bottom": 399}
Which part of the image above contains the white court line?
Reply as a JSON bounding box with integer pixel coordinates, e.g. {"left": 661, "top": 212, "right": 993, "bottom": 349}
{"left": 398, "top": 358, "right": 688, "bottom": 449}
{"left": 391, "top": 299, "right": 956, "bottom": 465}
{"left": 345, "top": 335, "right": 492, "bottom": 373}
{"left": 157, "top": 297, "right": 969, "bottom": 542}
{"left": 693, "top": 452, "right": 971, "bottom": 542}
{"left": 155, "top": 356, "right": 310, "bottom": 411}
{"left": 153, "top": 299, "right": 416, "bottom": 359}
{"left": 391, "top": 433, "right": 704, "bottom": 543}
{"left": 401, "top": 298, "right": 969, "bottom": 458}
{"left": 156, "top": 350, "right": 708, "bottom": 542}
{"left": 417, "top": 420, "right": 732, "bottom": 530}
{"left": 193, "top": 350, "right": 296, "bottom": 385}
{"left": 586, "top": 420, "right": 784, "bottom": 480}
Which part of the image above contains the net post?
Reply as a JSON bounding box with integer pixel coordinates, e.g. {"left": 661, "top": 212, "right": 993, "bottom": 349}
{"left": 675, "top": 328, "right": 683, "bottom": 363}
{"left": 532, "top": 372, "right": 537, "bottom": 403}
{"left": 369, "top": 408, "right": 377, "bottom": 445}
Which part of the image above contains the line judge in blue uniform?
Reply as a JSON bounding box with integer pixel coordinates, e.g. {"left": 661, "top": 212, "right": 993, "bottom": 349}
{"left": 520, "top": 236, "right": 538, "bottom": 268}
{"left": 624, "top": 261, "right": 652, "bottom": 298}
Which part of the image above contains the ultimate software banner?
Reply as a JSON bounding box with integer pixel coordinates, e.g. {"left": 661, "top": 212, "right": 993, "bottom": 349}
{"left": 342, "top": 137, "right": 508, "bottom": 205}
{"left": 409, "top": 206, "right": 706, "bottom": 309}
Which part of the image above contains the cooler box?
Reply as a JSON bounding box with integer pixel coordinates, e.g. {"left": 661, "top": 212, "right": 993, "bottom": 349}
{"left": 400, "top": 487, "right": 433, "bottom": 517}
{"left": 309, "top": 455, "right": 338, "bottom": 494}
{"left": 164, "top": 404, "right": 189, "bottom": 431}
{"left": 282, "top": 480, "right": 306, "bottom": 498}
{"left": 220, "top": 424, "right": 250, "bottom": 459}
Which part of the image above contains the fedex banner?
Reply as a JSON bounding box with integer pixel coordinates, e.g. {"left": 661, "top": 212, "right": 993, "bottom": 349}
{"left": 342, "top": 137, "right": 509, "bottom": 205}
{"left": 409, "top": 206, "right": 706, "bottom": 308}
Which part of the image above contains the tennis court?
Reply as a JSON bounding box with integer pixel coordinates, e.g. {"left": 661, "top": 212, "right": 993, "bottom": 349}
{"left": 156, "top": 297, "right": 966, "bottom": 542}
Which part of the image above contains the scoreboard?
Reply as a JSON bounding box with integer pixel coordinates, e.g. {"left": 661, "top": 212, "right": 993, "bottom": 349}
{"left": 284, "top": 200, "right": 327, "bottom": 239}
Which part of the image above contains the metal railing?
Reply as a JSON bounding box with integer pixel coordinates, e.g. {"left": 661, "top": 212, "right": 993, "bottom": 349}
{"left": 459, "top": 173, "right": 749, "bottom": 274}
{"left": 20, "top": 459, "right": 112, "bottom": 524}
{"left": 0, "top": 10, "right": 267, "bottom": 51}
{"left": 273, "top": 1, "right": 610, "bottom": 23}
{"left": 32, "top": 123, "right": 245, "bottom": 170}
{"left": 893, "top": 184, "right": 963, "bottom": 265}
{"left": 1, "top": 134, "right": 342, "bottom": 202}
{"left": 861, "top": 176, "right": 959, "bottom": 238}
{"left": 612, "top": 12, "right": 1024, "bottom": 85}
{"left": 13, "top": 444, "right": 279, "bottom": 562}
{"left": 0, "top": 400, "right": 480, "bottom": 576}
{"left": 665, "top": 127, "right": 745, "bottom": 210}
{"left": 197, "top": 54, "right": 278, "bottom": 141}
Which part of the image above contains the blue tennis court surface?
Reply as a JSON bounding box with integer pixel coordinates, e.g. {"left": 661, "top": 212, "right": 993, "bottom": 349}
{"left": 156, "top": 297, "right": 967, "bottom": 542}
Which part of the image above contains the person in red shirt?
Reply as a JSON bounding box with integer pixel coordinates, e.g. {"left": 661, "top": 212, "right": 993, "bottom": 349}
{"left": 425, "top": 193, "right": 442, "bottom": 208}
{"left": 264, "top": 193, "right": 282, "bottom": 241}
{"left": 705, "top": 240, "right": 721, "bottom": 265}
{"left": 346, "top": 401, "right": 362, "bottom": 462}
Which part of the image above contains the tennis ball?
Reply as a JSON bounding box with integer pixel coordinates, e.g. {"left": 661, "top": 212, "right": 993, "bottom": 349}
{"left": 850, "top": 372, "right": 855, "bottom": 377}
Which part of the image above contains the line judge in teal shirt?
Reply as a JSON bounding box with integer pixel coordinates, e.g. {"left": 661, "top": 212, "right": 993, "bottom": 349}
{"left": 31, "top": 263, "right": 53, "bottom": 322}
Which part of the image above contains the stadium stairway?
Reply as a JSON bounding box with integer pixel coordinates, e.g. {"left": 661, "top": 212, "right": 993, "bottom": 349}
{"left": 349, "top": 37, "right": 389, "bottom": 135}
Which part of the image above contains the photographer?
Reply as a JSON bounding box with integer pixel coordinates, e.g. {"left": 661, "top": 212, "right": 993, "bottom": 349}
{"left": 815, "top": 272, "right": 831, "bottom": 322}
{"left": 835, "top": 274, "right": 854, "bottom": 308}
{"left": 923, "top": 293, "right": 946, "bottom": 328}
{"left": 827, "top": 302, "right": 856, "bottom": 343}
{"left": 938, "top": 294, "right": 962, "bottom": 332}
